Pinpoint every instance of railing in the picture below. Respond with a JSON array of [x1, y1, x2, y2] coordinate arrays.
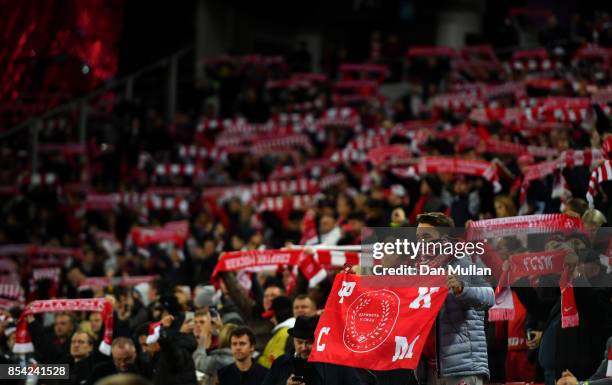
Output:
[[0, 46, 193, 178]]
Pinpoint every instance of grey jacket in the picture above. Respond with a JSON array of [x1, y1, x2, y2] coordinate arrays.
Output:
[[588, 337, 612, 385], [425, 257, 495, 380], [193, 347, 234, 385]]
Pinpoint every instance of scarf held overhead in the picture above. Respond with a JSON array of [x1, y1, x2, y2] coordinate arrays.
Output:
[[14, 298, 113, 355], [489, 250, 578, 328]]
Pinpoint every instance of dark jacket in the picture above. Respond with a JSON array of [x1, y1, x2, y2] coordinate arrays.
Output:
[[27, 319, 72, 364], [515, 274, 612, 380], [261, 354, 366, 385], [590, 337, 612, 383], [68, 352, 110, 385], [87, 355, 152, 385], [151, 329, 198, 385], [556, 276, 612, 380], [217, 362, 268, 385]]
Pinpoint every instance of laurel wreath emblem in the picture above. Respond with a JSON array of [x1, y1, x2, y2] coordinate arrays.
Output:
[[343, 290, 399, 352]]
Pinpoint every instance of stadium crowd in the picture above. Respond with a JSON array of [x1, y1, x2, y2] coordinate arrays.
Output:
[[2, 8, 612, 385]]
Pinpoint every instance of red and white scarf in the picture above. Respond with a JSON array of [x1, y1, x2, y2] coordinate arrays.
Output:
[[0, 283, 25, 310], [78, 275, 158, 291], [211, 249, 360, 286], [367, 145, 412, 166], [30, 267, 61, 298], [0, 245, 81, 258], [417, 156, 500, 191], [467, 214, 583, 240], [14, 298, 113, 355], [155, 163, 198, 177], [146, 321, 162, 344], [178, 145, 227, 162], [489, 250, 578, 327], [130, 221, 189, 247], [17, 173, 58, 187], [257, 194, 320, 214], [251, 133, 312, 153], [586, 160, 612, 208]]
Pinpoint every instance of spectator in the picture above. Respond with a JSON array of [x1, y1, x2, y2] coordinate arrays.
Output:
[[259, 296, 294, 368], [581, 209, 607, 251], [494, 195, 518, 218], [415, 212, 495, 385], [563, 198, 589, 219], [194, 323, 238, 385], [219, 273, 279, 352], [556, 337, 612, 385], [143, 315, 198, 385], [67, 330, 108, 385], [218, 327, 268, 385], [285, 295, 318, 356], [292, 295, 317, 318], [89, 337, 152, 385], [27, 312, 75, 363], [315, 213, 342, 246], [262, 316, 366, 385]]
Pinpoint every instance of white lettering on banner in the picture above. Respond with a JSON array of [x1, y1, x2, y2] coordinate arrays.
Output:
[[391, 335, 420, 362], [522, 256, 553, 272], [338, 281, 356, 303], [317, 327, 331, 352], [408, 287, 440, 309], [224, 256, 255, 269], [256, 253, 292, 265]]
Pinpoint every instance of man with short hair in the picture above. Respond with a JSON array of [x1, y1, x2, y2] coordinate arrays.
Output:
[[284, 295, 317, 357], [218, 327, 268, 385], [563, 198, 589, 218], [70, 331, 94, 361], [192, 309, 213, 349], [68, 331, 104, 385], [292, 295, 317, 318], [26, 311, 75, 363], [88, 337, 151, 385]]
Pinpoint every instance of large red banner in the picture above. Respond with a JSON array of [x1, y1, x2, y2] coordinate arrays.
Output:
[[309, 273, 448, 370]]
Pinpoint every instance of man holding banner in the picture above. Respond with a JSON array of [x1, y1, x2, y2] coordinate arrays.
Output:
[[414, 213, 495, 385], [308, 212, 494, 385]]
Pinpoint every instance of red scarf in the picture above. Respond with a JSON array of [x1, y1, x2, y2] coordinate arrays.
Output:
[[586, 160, 612, 208], [14, 298, 113, 355], [78, 275, 158, 291], [130, 221, 189, 247], [607, 344, 612, 377], [211, 249, 360, 287], [466, 214, 583, 240], [489, 250, 578, 328]]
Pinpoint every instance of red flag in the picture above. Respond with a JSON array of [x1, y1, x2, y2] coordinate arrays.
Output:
[[309, 273, 448, 370]]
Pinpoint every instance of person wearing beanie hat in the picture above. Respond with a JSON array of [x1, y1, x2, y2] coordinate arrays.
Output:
[[194, 286, 218, 309], [261, 316, 366, 385], [258, 296, 294, 368]]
